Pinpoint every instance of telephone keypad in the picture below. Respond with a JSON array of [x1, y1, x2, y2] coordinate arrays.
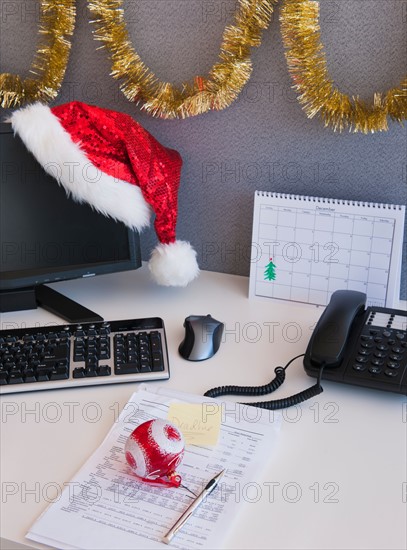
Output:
[[304, 303, 406, 395], [347, 311, 406, 391]]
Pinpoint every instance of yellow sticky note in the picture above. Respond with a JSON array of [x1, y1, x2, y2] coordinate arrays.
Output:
[[167, 403, 221, 446]]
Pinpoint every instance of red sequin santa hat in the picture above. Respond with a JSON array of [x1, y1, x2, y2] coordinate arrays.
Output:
[[9, 101, 199, 287]]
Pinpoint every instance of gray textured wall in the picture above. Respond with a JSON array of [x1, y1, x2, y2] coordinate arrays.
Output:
[[1, 0, 406, 298]]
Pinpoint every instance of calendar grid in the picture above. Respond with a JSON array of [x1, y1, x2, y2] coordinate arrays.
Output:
[[250, 193, 405, 308]]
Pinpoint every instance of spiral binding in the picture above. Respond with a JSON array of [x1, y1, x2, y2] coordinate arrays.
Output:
[[255, 191, 402, 210]]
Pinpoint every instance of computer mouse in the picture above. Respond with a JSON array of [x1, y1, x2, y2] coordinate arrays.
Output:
[[179, 315, 224, 361]]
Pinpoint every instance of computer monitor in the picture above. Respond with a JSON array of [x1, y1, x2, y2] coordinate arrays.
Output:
[[0, 122, 142, 322]]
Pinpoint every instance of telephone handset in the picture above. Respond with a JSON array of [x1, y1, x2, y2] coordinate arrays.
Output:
[[304, 290, 366, 368], [204, 290, 407, 408], [304, 290, 407, 394]]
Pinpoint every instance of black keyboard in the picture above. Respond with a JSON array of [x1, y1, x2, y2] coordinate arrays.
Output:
[[0, 318, 169, 394]]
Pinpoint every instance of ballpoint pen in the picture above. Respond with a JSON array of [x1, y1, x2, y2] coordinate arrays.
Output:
[[162, 469, 225, 544]]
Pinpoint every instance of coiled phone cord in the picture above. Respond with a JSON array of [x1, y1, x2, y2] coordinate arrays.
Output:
[[204, 354, 325, 410]]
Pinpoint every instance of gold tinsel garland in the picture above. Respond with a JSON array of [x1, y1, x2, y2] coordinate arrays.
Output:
[[88, 0, 276, 119], [280, 0, 407, 133], [0, 0, 76, 109]]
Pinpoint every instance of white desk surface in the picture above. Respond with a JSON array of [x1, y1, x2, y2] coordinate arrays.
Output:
[[1, 266, 406, 550]]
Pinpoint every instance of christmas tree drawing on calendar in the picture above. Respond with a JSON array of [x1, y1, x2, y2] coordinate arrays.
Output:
[[264, 258, 277, 281]]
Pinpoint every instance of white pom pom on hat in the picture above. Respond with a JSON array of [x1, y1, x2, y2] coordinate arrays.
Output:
[[9, 101, 200, 287]]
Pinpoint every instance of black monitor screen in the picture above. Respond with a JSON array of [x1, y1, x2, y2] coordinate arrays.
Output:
[[0, 123, 141, 292]]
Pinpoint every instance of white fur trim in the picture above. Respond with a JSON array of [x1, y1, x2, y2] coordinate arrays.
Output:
[[9, 103, 151, 230], [148, 241, 199, 287]]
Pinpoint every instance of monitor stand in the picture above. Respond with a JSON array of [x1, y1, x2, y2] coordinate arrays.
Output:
[[0, 285, 103, 324]]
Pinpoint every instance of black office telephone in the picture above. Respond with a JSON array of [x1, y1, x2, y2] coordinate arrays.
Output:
[[304, 290, 407, 394], [204, 290, 407, 408]]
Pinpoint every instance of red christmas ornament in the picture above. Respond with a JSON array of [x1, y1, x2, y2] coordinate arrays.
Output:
[[125, 419, 185, 487]]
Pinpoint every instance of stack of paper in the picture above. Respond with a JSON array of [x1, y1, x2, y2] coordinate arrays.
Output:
[[27, 386, 281, 549]]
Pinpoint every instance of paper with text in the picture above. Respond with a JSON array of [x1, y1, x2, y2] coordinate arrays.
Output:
[[27, 389, 281, 549]]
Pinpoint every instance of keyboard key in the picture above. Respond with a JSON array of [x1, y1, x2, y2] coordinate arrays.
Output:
[[99, 349, 110, 360], [99, 325, 110, 335], [73, 368, 85, 378], [84, 366, 98, 377], [50, 369, 69, 381], [152, 352, 164, 371], [115, 364, 139, 375], [98, 365, 111, 376], [8, 373, 24, 384], [139, 364, 152, 373]]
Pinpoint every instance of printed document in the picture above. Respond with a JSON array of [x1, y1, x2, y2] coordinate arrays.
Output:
[[27, 387, 281, 549]]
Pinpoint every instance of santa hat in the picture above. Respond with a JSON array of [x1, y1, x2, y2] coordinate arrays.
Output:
[[9, 101, 199, 287]]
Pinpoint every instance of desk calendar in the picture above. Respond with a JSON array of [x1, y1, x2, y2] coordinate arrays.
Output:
[[249, 192, 405, 307]]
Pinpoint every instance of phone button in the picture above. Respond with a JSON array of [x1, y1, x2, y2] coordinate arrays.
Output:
[[369, 366, 382, 374], [353, 364, 367, 372], [376, 344, 388, 351], [355, 356, 369, 363], [389, 354, 402, 361], [385, 369, 398, 377], [371, 359, 384, 366], [387, 361, 400, 370], [374, 351, 387, 359], [361, 342, 374, 349]]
